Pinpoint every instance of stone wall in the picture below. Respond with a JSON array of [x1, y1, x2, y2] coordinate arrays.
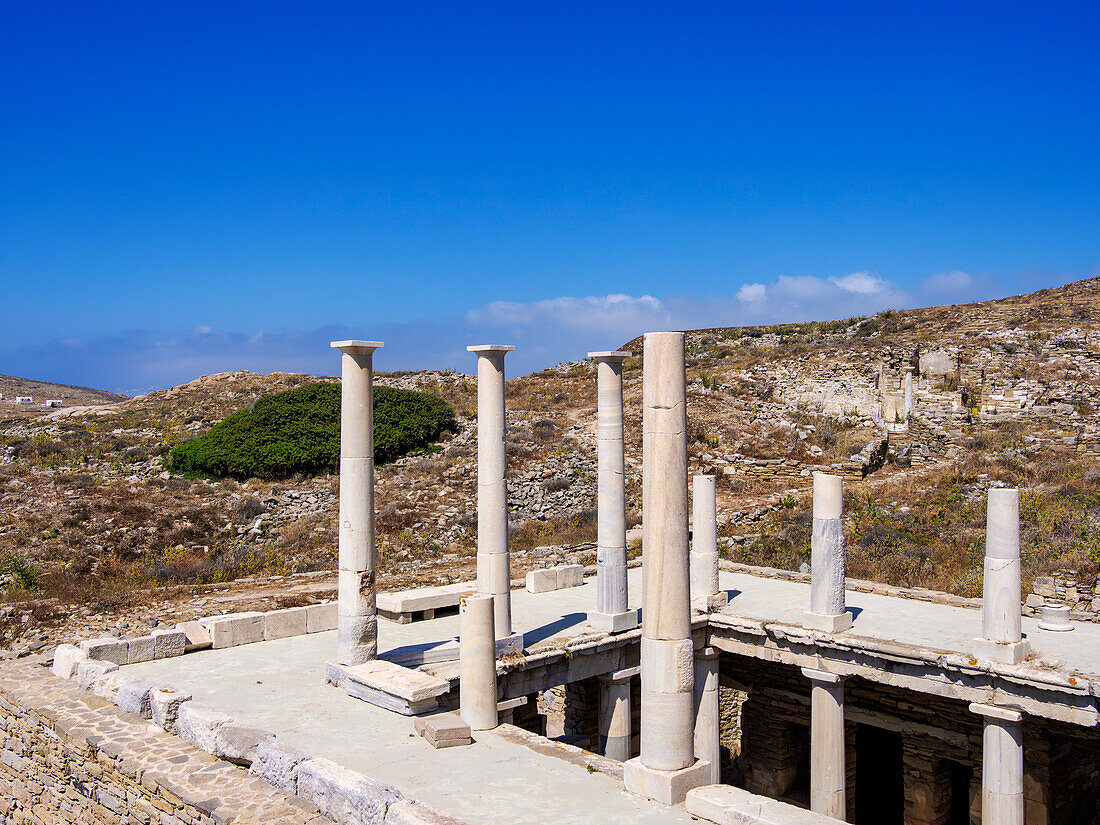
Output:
[[721, 651, 1100, 825], [1029, 571, 1100, 622], [0, 657, 328, 825]]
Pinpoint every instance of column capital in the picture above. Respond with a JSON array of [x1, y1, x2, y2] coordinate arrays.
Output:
[[969, 702, 1023, 723], [330, 340, 384, 353], [588, 350, 632, 361], [467, 344, 515, 354], [801, 667, 844, 684]]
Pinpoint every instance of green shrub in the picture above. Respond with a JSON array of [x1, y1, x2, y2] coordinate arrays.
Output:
[[168, 382, 457, 480]]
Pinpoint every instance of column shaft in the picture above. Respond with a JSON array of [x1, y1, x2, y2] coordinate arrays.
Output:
[[691, 475, 724, 611], [805, 473, 852, 633], [460, 594, 498, 730], [599, 676, 632, 761], [971, 704, 1024, 825], [332, 340, 383, 666], [693, 649, 720, 785], [469, 345, 515, 639], [975, 488, 1028, 663], [803, 669, 846, 820], [590, 352, 631, 623], [640, 331, 694, 771]]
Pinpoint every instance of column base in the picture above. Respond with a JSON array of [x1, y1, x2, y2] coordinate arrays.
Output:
[[803, 610, 853, 633], [692, 592, 729, 613], [588, 610, 640, 634], [972, 637, 1030, 665], [624, 757, 710, 806]]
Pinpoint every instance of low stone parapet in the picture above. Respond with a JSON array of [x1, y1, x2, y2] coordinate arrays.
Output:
[[687, 783, 845, 824]]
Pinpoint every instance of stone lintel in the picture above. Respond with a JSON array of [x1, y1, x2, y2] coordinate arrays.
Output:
[[969, 702, 1024, 723], [605, 666, 641, 682]]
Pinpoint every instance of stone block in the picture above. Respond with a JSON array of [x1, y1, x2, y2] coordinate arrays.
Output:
[[384, 799, 468, 825], [306, 602, 339, 633], [802, 611, 853, 633], [377, 581, 474, 615], [51, 643, 87, 679], [115, 676, 155, 718], [213, 723, 276, 766], [175, 620, 213, 651], [972, 637, 1030, 665], [152, 628, 187, 659], [76, 659, 118, 691], [79, 636, 128, 665], [298, 757, 404, 825], [343, 660, 450, 715], [264, 606, 309, 640], [526, 567, 559, 593], [587, 610, 640, 634], [150, 687, 192, 734], [413, 713, 472, 748], [557, 564, 584, 588], [623, 757, 710, 806], [200, 612, 265, 648], [250, 737, 311, 795], [91, 670, 126, 703], [686, 783, 838, 824], [176, 702, 234, 753], [125, 635, 156, 664]]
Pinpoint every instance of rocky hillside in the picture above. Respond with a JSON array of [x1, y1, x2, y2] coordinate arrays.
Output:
[[1, 277, 1098, 653], [0, 375, 127, 421]]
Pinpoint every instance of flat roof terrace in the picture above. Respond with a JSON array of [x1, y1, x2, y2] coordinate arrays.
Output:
[[124, 567, 1100, 824]]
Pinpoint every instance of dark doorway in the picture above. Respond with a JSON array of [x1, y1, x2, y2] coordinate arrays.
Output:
[[947, 760, 974, 825], [854, 724, 904, 824]]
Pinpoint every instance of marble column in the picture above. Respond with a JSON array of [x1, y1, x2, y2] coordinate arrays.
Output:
[[624, 331, 709, 806], [331, 340, 384, 666], [599, 673, 633, 761], [904, 369, 914, 418], [691, 475, 727, 612], [970, 703, 1024, 825], [693, 646, 720, 785], [467, 345, 516, 640], [460, 594, 498, 731], [973, 488, 1029, 664], [588, 350, 638, 633], [802, 668, 846, 821], [803, 473, 853, 633]]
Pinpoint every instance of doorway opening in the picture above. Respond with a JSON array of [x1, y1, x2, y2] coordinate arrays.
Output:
[[854, 724, 904, 824]]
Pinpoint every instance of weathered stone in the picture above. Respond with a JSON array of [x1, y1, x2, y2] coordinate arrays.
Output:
[[384, 799, 468, 825], [77, 659, 118, 691], [175, 620, 213, 651], [115, 676, 155, 718], [176, 702, 234, 752], [213, 723, 275, 766], [150, 687, 192, 734], [264, 606, 309, 640], [306, 601, 339, 632], [80, 636, 128, 665], [125, 634, 156, 664], [152, 628, 187, 659], [249, 737, 311, 795], [50, 643, 87, 679], [91, 670, 127, 704], [298, 756, 403, 824], [200, 612, 265, 648]]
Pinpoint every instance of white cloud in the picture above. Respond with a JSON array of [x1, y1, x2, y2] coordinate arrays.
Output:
[[829, 271, 888, 295], [921, 270, 973, 294], [736, 283, 766, 302]]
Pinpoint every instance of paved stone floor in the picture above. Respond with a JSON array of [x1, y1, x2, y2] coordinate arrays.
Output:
[[126, 569, 1100, 825]]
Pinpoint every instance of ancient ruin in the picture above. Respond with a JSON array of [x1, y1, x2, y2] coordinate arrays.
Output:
[[3, 327, 1100, 825]]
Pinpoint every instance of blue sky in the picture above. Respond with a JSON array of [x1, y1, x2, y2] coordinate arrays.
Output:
[[2, 1, 1097, 393]]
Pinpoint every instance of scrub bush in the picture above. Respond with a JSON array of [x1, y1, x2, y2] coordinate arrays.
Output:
[[168, 382, 456, 480]]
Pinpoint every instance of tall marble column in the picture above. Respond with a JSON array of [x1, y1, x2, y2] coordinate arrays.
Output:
[[599, 673, 633, 761], [970, 703, 1024, 825], [693, 646, 720, 785], [691, 475, 727, 612], [467, 345, 516, 640], [460, 594, 498, 730], [973, 488, 1029, 664], [904, 368, 914, 418], [803, 473, 853, 633], [587, 350, 638, 633], [802, 668, 846, 820], [331, 340, 383, 666], [624, 331, 708, 805]]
